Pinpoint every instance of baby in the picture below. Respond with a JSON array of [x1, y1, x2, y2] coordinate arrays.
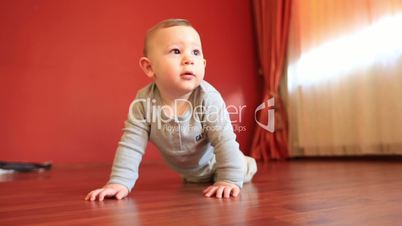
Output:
[[85, 19, 257, 200]]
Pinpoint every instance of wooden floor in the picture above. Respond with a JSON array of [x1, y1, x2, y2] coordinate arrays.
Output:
[[1, 159, 402, 226]]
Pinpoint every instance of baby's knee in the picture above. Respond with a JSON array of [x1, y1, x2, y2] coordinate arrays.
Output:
[[243, 156, 257, 183]]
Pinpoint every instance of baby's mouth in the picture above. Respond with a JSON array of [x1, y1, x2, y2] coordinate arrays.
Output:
[[180, 71, 196, 79]]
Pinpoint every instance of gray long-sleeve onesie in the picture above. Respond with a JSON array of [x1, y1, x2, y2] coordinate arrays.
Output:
[[108, 81, 245, 191]]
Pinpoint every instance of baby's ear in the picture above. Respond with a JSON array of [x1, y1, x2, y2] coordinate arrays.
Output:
[[203, 58, 207, 68], [139, 57, 154, 78]]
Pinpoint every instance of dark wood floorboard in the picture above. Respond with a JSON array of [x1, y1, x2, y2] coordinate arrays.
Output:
[[1, 160, 402, 226]]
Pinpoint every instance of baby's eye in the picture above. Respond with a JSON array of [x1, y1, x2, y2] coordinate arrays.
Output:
[[170, 48, 181, 54], [192, 49, 201, 56]]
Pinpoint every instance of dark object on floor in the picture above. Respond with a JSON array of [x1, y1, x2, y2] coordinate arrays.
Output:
[[0, 161, 52, 172]]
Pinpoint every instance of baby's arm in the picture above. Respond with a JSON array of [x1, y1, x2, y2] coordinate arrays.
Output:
[[203, 91, 245, 198], [85, 92, 150, 201], [85, 183, 128, 201]]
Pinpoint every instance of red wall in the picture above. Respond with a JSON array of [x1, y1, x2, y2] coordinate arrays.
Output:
[[0, 0, 261, 163]]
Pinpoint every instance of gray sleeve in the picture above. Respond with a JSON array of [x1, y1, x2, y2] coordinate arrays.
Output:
[[203, 91, 245, 188], [107, 95, 150, 192]]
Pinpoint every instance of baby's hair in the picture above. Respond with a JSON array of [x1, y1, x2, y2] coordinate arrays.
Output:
[[143, 18, 193, 56]]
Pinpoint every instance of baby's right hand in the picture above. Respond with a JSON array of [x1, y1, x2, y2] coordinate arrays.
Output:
[[85, 183, 129, 201]]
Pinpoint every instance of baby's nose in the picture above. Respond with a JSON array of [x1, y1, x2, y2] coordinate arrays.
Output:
[[182, 55, 194, 65]]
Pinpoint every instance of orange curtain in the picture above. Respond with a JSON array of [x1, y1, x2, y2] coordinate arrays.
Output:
[[287, 0, 402, 156], [251, 0, 292, 161]]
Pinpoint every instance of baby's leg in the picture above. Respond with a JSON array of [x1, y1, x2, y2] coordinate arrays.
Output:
[[182, 155, 257, 184], [182, 157, 216, 184], [243, 156, 257, 183]]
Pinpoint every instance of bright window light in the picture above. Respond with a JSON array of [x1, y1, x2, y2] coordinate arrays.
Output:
[[288, 13, 402, 87]]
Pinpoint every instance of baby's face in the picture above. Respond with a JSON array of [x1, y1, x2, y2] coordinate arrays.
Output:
[[147, 26, 206, 96]]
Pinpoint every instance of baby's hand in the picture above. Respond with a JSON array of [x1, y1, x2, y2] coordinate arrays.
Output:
[[85, 183, 128, 201], [203, 181, 240, 199]]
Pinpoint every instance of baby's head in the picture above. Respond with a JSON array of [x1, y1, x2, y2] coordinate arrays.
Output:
[[143, 19, 193, 57], [139, 19, 206, 98]]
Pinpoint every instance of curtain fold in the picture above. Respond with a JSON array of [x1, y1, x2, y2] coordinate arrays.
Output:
[[251, 0, 292, 161]]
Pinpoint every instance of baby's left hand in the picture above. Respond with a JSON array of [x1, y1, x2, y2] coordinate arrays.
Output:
[[203, 181, 240, 199]]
